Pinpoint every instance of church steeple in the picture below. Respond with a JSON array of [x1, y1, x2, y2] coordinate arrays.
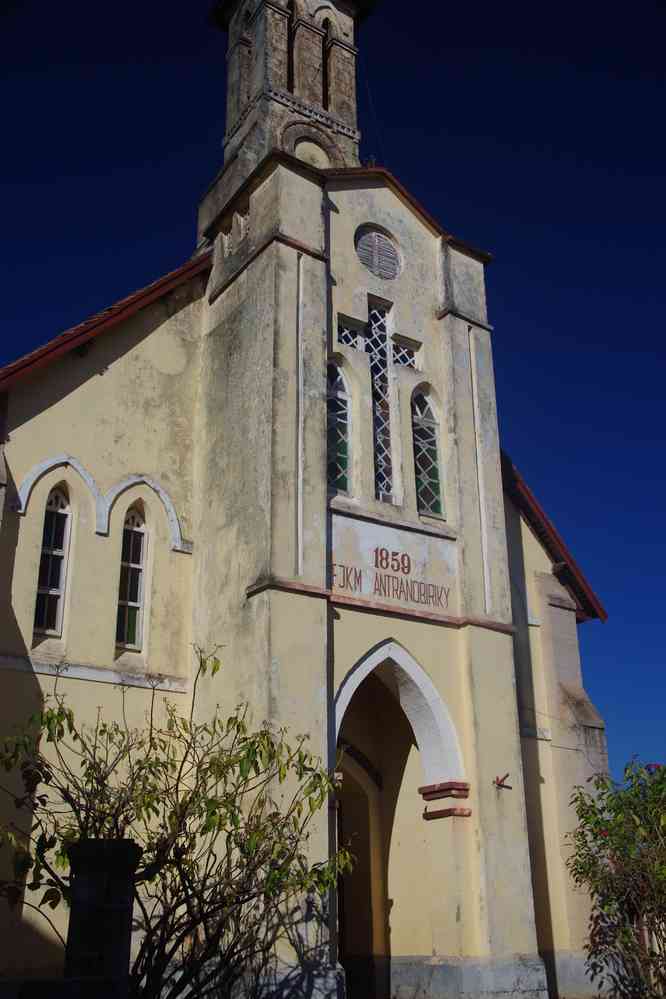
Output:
[[205, 0, 376, 215]]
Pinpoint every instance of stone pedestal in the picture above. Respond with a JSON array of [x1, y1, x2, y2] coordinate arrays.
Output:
[[64, 840, 142, 989]]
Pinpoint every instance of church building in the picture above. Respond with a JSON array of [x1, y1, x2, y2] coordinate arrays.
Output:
[[0, 2, 608, 998]]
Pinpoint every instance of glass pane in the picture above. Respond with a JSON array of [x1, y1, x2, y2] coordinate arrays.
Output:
[[129, 568, 141, 604], [126, 607, 138, 646], [131, 531, 143, 566], [34, 593, 46, 630], [122, 529, 132, 564], [46, 595, 59, 631], [39, 554, 50, 588], [49, 555, 63, 591], [116, 605, 125, 644], [42, 510, 55, 549], [53, 512, 67, 551], [119, 565, 129, 602]]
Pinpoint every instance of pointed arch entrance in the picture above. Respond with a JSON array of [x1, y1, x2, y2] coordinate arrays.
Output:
[[334, 641, 465, 999]]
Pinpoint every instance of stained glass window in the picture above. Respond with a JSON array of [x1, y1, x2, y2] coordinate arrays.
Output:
[[116, 509, 146, 649], [34, 489, 71, 636], [412, 393, 443, 517], [327, 364, 350, 493]]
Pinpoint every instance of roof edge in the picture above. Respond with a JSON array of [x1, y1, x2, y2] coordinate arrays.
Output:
[[200, 149, 493, 263], [501, 450, 607, 623], [0, 252, 213, 395]]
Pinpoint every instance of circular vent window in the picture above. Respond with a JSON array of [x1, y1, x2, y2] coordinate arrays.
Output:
[[355, 226, 401, 281]]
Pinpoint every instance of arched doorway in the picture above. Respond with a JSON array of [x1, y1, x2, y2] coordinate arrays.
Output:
[[334, 642, 464, 999]]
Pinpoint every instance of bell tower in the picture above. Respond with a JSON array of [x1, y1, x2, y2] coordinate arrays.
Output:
[[201, 0, 376, 240]]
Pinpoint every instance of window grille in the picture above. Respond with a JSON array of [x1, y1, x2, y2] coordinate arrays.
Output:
[[392, 340, 416, 368], [34, 489, 71, 636], [365, 307, 393, 498], [412, 393, 443, 517], [327, 364, 350, 493], [338, 324, 359, 349], [355, 228, 401, 281], [116, 509, 146, 650]]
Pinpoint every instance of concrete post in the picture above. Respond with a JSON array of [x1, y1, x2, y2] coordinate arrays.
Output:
[[64, 840, 142, 989]]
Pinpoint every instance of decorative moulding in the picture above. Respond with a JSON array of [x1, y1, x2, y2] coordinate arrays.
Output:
[[15, 455, 193, 554], [0, 655, 188, 694]]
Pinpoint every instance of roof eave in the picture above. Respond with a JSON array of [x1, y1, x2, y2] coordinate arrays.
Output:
[[501, 450, 608, 623]]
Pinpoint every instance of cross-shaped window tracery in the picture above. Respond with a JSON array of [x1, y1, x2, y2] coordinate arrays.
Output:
[[337, 305, 418, 500]]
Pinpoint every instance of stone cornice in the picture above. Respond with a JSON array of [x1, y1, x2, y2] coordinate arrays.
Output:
[[436, 307, 494, 333], [245, 575, 515, 636], [224, 87, 360, 147]]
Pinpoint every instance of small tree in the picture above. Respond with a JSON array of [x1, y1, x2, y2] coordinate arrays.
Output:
[[0, 650, 350, 999], [568, 761, 666, 998]]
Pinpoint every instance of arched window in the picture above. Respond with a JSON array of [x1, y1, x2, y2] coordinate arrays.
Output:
[[327, 363, 350, 494], [412, 393, 443, 516], [34, 488, 71, 636], [116, 508, 146, 650]]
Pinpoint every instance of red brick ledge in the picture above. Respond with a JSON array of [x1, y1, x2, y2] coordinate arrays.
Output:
[[419, 781, 470, 802], [246, 576, 515, 636], [423, 807, 472, 821]]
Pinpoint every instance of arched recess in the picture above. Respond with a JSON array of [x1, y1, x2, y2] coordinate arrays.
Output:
[[16, 454, 101, 517], [99, 476, 192, 554], [281, 121, 346, 167], [335, 640, 464, 786]]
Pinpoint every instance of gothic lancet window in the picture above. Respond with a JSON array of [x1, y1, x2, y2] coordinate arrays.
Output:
[[116, 508, 146, 650], [412, 393, 443, 517], [34, 488, 71, 636], [327, 363, 350, 493]]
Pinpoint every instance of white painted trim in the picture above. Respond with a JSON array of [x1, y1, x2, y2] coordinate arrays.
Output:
[[15, 457, 193, 554], [296, 252, 305, 576], [335, 639, 465, 786], [0, 655, 188, 694], [99, 475, 193, 554], [16, 454, 102, 515]]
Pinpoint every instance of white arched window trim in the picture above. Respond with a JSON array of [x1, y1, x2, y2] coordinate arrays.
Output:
[[34, 488, 72, 638], [116, 507, 147, 651]]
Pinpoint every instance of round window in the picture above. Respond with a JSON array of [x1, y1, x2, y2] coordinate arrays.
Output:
[[355, 226, 401, 281]]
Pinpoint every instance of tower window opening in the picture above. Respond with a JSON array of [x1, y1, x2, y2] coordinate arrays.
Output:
[[412, 393, 443, 517], [34, 488, 71, 637], [116, 507, 147, 650], [287, 0, 296, 93], [327, 363, 350, 494], [322, 18, 331, 110]]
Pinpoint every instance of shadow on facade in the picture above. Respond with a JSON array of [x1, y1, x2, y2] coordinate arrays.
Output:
[[504, 499, 557, 997]]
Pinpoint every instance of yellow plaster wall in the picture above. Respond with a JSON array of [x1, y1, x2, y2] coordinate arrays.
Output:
[[1, 290, 203, 679]]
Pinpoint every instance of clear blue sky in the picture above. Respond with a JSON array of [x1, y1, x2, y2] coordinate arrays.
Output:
[[2, 1, 664, 776]]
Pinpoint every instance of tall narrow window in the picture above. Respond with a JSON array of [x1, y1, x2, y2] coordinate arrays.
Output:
[[34, 488, 71, 636], [287, 0, 296, 93], [322, 18, 331, 110], [116, 508, 146, 650], [412, 393, 443, 517], [327, 363, 350, 494]]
